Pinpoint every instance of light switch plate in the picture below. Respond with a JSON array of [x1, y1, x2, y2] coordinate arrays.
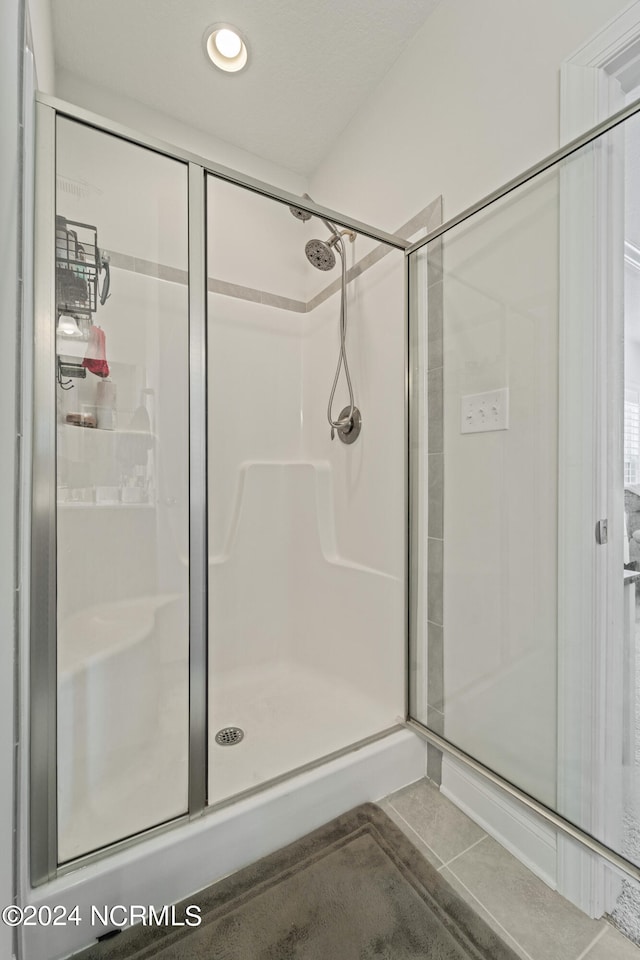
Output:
[[461, 388, 509, 434]]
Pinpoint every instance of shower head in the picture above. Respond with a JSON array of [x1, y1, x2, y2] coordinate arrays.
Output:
[[289, 192, 314, 223], [305, 238, 336, 271], [289, 192, 341, 240], [291, 193, 342, 271], [289, 204, 312, 222]]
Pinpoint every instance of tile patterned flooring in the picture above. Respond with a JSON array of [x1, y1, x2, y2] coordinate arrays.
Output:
[[380, 778, 640, 960]]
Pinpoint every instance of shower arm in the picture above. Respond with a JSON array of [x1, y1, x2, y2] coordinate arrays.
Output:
[[301, 192, 342, 241], [327, 228, 357, 246]]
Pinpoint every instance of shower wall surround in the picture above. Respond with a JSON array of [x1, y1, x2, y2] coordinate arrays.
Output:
[[204, 177, 421, 803]]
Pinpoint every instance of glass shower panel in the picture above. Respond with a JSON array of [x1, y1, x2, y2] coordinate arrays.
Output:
[[55, 118, 190, 861], [410, 110, 640, 867], [411, 166, 561, 806], [206, 176, 406, 804]]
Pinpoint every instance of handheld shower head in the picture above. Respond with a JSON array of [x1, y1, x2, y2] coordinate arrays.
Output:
[[305, 238, 336, 271]]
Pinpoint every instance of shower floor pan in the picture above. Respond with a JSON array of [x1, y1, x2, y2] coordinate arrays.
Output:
[[59, 659, 395, 863], [209, 661, 395, 804]]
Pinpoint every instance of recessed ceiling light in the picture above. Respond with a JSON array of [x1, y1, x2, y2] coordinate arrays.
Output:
[[215, 28, 241, 59], [204, 24, 248, 73]]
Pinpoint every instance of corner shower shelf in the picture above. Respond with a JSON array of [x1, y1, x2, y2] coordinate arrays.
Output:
[[58, 422, 155, 438]]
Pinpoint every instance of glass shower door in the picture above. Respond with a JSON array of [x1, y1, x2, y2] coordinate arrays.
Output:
[[54, 118, 190, 862], [409, 106, 639, 888]]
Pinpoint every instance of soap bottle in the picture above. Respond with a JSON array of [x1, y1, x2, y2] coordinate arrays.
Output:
[[96, 378, 116, 430]]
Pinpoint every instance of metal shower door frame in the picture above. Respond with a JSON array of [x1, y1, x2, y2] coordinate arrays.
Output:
[[30, 103, 207, 884], [30, 100, 58, 887], [28, 94, 410, 887]]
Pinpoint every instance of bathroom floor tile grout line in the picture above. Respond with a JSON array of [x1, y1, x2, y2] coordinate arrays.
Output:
[[574, 924, 608, 960], [441, 866, 536, 960], [385, 799, 490, 871], [385, 786, 640, 960], [385, 801, 444, 864], [437, 834, 488, 871]]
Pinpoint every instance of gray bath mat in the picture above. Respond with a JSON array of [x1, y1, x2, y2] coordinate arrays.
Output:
[[79, 803, 519, 959]]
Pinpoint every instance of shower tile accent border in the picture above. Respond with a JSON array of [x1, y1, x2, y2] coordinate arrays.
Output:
[[306, 234, 399, 311], [406, 198, 444, 786], [106, 252, 308, 312], [426, 622, 444, 713], [104, 198, 442, 315]]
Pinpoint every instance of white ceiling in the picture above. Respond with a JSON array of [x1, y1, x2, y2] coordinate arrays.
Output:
[[51, 0, 441, 175]]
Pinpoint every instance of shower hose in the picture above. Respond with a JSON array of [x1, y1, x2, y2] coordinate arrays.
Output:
[[327, 234, 356, 440]]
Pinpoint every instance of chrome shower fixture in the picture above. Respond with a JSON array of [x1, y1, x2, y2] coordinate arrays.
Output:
[[304, 229, 358, 272], [289, 192, 344, 241], [305, 238, 336, 271], [290, 193, 362, 444], [289, 204, 312, 222]]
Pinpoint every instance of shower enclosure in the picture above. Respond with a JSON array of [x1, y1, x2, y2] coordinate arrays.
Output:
[[30, 96, 409, 885], [26, 83, 640, 960]]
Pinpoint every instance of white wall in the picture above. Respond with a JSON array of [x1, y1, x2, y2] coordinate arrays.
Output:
[[206, 293, 304, 701], [310, 0, 632, 229], [27, 0, 54, 93], [1, 1, 22, 957], [299, 245, 406, 713], [205, 174, 308, 571], [207, 176, 311, 302], [309, 0, 634, 808], [301, 246, 405, 578], [56, 69, 307, 195]]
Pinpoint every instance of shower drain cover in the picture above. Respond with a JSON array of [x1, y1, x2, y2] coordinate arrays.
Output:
[[215, 726, 245, 746]]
